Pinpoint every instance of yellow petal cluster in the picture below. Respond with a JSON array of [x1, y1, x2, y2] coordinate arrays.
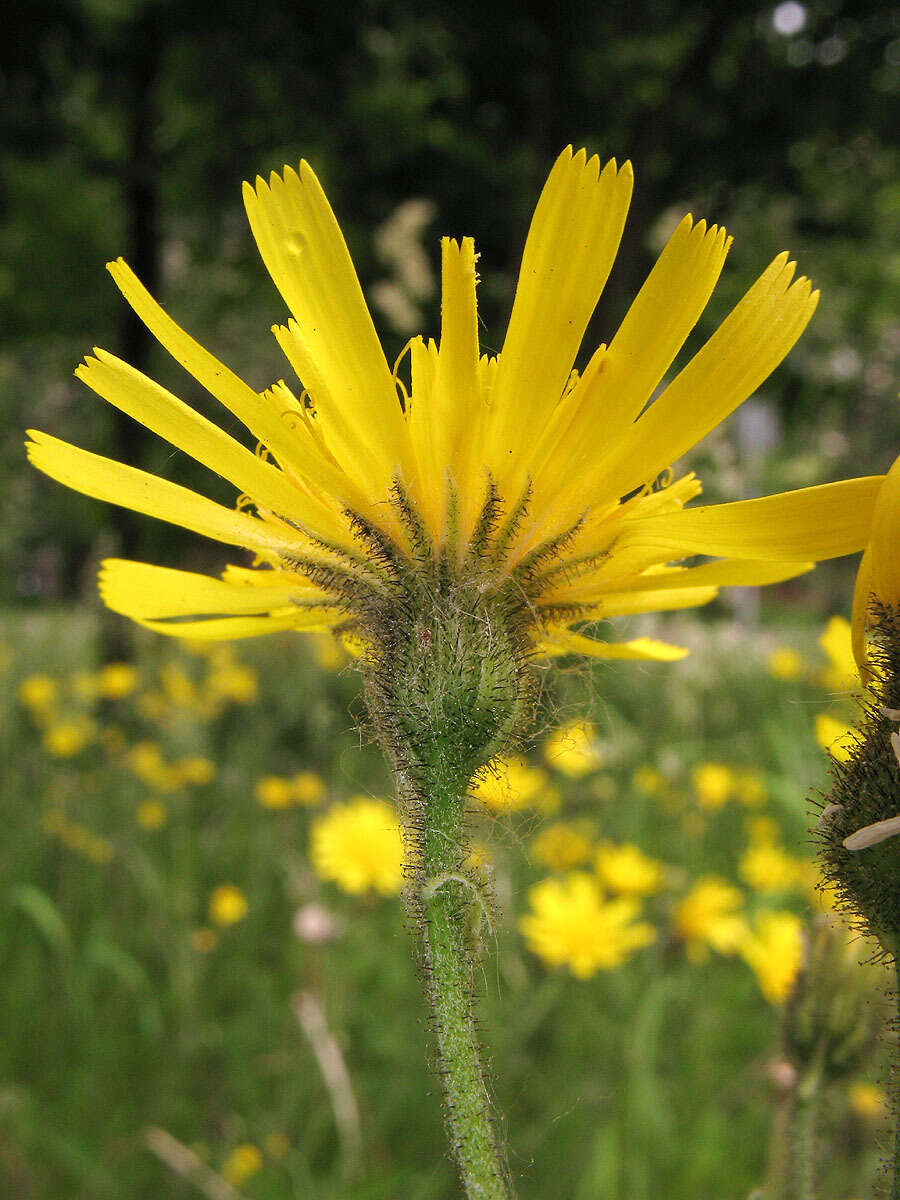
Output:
[[310, 798, 404, 896], [519, 873, 655, 978], [25, 148, 883, 657]]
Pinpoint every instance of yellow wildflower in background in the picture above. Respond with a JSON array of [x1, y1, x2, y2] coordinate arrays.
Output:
[[19, 674, 58, 712], [26, 148, 882, 659], [766, 647, 804, 681], [530, 822, 594, 870], [98, 661, 139, 698], [691, 762, 734, 810], [738, 911, 804, 1004], [849, 1082, 888, 1123], [631, 764, 666, 797], [815, 712, 857, 762], [472, 755, 548, 811], [177, 756, 216, 786], [256, 775, 293, 810], [209, 884, 249, 927], [136, 800, 167, 831], [674, 877, 749, 962], [519, 873, 655, 979], [221, 1144, 263, 1187], [291, 771, 325, 805], [739, 840, 803, 893], [594, 841, 664, 896], [43, 717, 95, 758], [543, 720, 604, 779], [310, 798, 404, 896], [734, 769, 767, 808]]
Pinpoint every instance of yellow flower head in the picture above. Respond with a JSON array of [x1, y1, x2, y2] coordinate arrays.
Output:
[[221, 1144, 263, 1187], [472, 754, 548, 811], [543, 719, 604, 779], [177, 755, 216, 786], [766, 647, 804, 681], [43, 717, 95, 758], [734, 768, 767, 808], [530, 822, 594, 870], [291, 770, 325, 806], [738, 840, 803, 893], [849, 1081, 888, 1123], [136, 799, 167, 830], [208, 662, 258, 703], [255, 774, 293, 810], [673, 876, 749, 961], [631, 764, 666, 796], [209, 884, 249, 927], [310, 798, 404, 896], [594, 841, 664, 896], [19, 673, 58, 711], [691, 762, 734, 811], [98, 661, 139, 698], [519, 872, 655, 979], [26, 149, 881, 665], [738, 910, 804, 1005]]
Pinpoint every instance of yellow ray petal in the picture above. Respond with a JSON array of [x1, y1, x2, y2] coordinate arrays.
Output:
[[484, 149, 633, 487], [869, 455, 900, 607], [539, 217, 731, 509], [850, 543, 875, 682], [26, 431, 300, 558], [616, 477, 884, 562], [98, 558, 325, 620], [581, 586, 719, 618], [134, 610, 337, 641], [537, 630, 689, 661], [76, 350, 351, 544], [549, 557, 813, 605], [585, 254, 820, 506], [423, 237, 480, 533], [106, 259, 356, 502], [243, 164, 410, 492]]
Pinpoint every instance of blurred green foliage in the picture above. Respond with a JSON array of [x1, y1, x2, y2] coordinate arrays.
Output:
[[0, 603, 891, 1198], [1, 0, 898, 601]]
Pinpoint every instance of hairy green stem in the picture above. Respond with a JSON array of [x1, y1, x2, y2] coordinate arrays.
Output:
[[793, 1054, 824, 1200], [893, 959, 900, 1200], [402, 768, 514, 1200]]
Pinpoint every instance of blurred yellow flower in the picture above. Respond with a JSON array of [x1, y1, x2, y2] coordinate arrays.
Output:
[[19, 673, 58, 711], [43, 717, 95, 758], [311, 632, 346, 671], [543, 720, 603, 779], [177, 755, 216, 786], [594, 841, 664, 896], [734, 769, 767, 808], [98, 661, 139, 698], [745, 815, 780, 844], [738, 910, 804, 1004], [159, 662, 199, 708], [739, 840, 803, 893], [42, 809, 114, 864], [691, 762, 734, 810], [530, 822, 593, 870], [472, 755, 548, 811], [136, 800, 168, 831], [310, 798, 404, 896], [631, 764, 666, 796], [256, 774, 293, 810], [814, 712, 857, 762], [291, 771, 325, 806], [849, 1081, 888, 1123], [209, 884, 249, 927], [819, 615, 857, 692], [674, 877, 749, 962], [221, 1143, 263, 1186], [519, 873, 655, 978], [209, 663, 258, 703], [70, 670, 100, 701], [766, 647, 804, 681]]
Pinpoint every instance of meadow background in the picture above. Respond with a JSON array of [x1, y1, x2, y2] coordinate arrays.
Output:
[[2, 1, 899, 1196]]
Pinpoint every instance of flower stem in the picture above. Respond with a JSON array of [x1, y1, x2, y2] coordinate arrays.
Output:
[[793, 1054, 824, 1200], [401, 766, 514, 1200]]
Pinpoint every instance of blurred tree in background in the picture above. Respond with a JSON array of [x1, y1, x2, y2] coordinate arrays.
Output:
[[2, 0, 897, 602]]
